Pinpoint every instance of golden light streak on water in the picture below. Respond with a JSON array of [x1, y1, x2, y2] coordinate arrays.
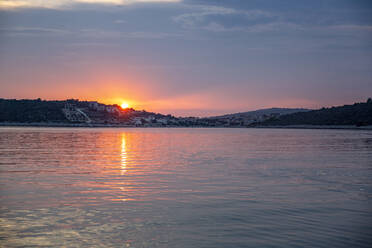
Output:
[[121, 133, 127, 175]]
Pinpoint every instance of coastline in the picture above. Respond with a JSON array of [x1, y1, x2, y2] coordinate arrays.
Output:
[[1, 122, 372, 130], [251, 125, 372, 130]]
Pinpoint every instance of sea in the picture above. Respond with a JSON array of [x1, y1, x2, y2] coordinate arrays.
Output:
[[0, 127, 371, 247]]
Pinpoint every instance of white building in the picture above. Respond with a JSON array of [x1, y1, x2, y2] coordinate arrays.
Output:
[[157, 118, 168, 125]]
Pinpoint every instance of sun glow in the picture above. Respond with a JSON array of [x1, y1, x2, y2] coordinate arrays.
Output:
[[121, 102, 130, 109]]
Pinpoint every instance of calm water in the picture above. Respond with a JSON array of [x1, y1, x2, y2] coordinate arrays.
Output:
[[0, 127, 371, 247]]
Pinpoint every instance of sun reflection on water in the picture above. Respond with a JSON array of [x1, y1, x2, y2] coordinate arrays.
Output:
[[121, 133, 127, 175]]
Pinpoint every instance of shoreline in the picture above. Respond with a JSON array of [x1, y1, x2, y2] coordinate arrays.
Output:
[[1, 122, 372, 130], [251, 125, 372, 130]]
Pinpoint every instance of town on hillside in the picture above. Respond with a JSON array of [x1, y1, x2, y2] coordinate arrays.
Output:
[[0, 98, 371, 127]]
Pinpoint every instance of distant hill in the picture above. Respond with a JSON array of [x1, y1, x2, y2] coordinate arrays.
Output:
[[254, 99, 372, 127], [197, 108, 310, 126], [210, 108, 310, 119]]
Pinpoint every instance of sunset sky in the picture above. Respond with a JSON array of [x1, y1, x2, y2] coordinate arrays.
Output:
[[0, 0, 371, 116]]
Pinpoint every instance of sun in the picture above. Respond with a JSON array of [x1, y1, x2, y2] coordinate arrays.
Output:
[[121, 102, 130, 109]]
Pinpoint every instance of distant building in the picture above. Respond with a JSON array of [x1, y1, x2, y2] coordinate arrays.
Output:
[[105, 106, 117, 113], [88, 101, 99, 110], [144, 116, 155, 122], [133, 117, 143, 126], [157, 118, 168, 125], [62, 103, 91, 123]]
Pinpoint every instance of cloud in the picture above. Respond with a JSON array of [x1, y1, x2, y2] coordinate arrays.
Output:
[[0, 0, 181, 9], [326, 25, 372, 32], [173, 5, 278, 32], [78, 29, 182, 39], [203, 22, 234, 32], [173, 5, 237, 28], [1, 26, 183, 40], [0, 26, 72, 36], [173, 2, 372, 34], [114, 19, 126, 24]]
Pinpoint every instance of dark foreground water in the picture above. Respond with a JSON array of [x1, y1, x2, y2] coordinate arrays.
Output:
[[0, 127, 371, 247]]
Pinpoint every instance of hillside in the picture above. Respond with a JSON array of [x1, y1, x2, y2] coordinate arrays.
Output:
[[0, 99, 67, 123], [200, 108, 310, 126], [213, 108, 309, 118], [255, 99, 372, 127], [0, 98, 173, 126], [1, 98, 371, 127]]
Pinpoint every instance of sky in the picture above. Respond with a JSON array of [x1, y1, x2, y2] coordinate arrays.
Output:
[[0, 0, 371, 116]]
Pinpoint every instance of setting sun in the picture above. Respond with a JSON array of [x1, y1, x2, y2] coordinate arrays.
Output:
[[121, 102, 129, 109]]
